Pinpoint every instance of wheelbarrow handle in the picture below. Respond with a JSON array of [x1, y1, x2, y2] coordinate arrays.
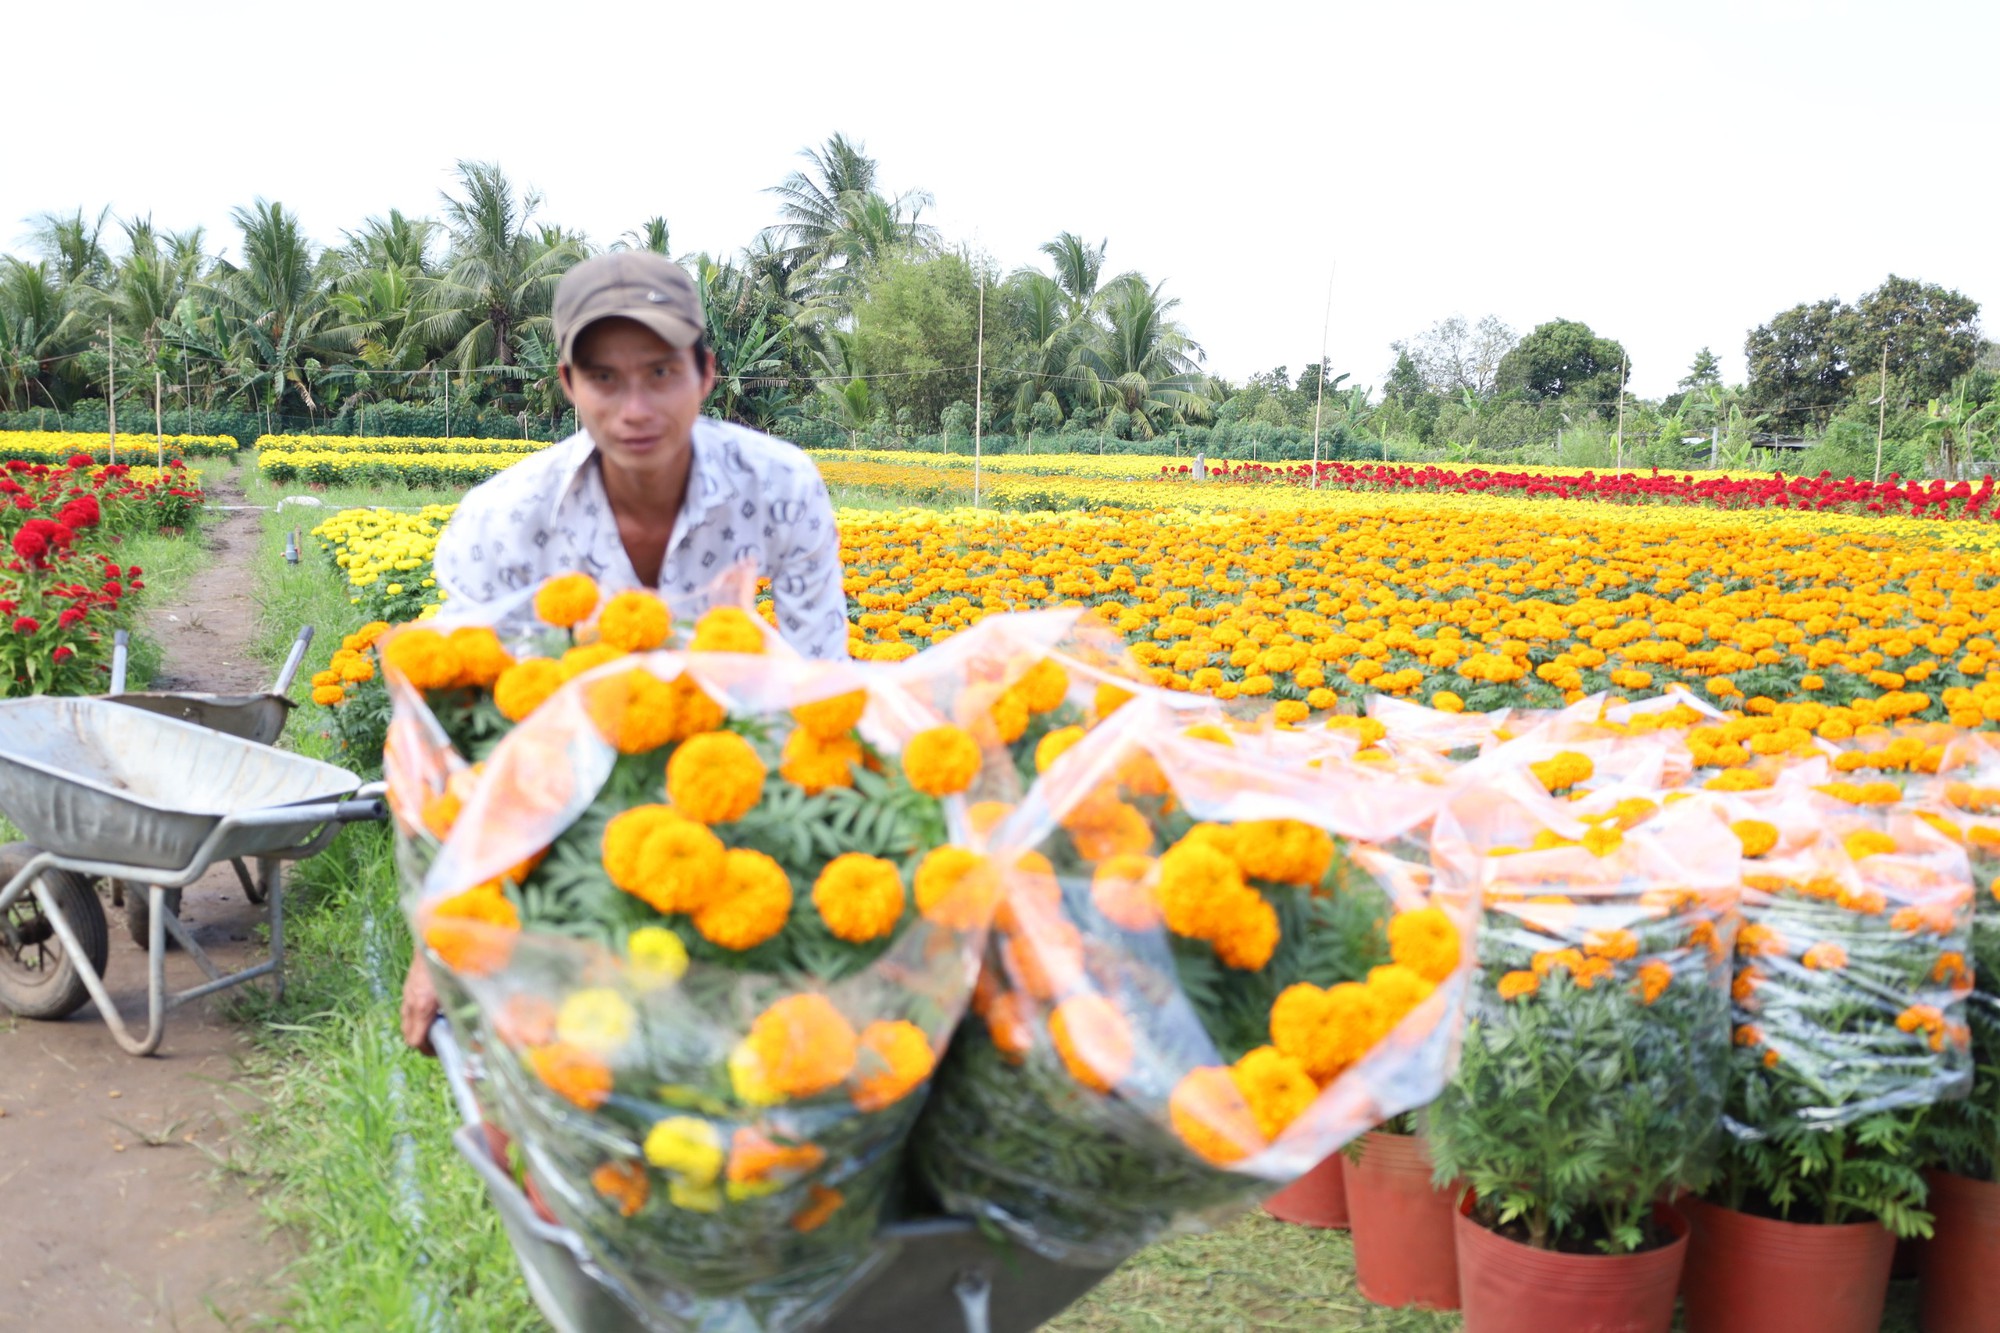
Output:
[[273, 626, 315, 695], [110, 629, 130, 695], [333, 795, 388, 824]]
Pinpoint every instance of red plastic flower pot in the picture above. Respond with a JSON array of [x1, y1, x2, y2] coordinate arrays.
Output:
[[1919, 1169, 2000, 1333], [1345, 1132, 1460, 1310], [1262, 1151, 1348, 1228], [1679, 1194, 1893, 1333], [1454, 1193, 1686, 1333]]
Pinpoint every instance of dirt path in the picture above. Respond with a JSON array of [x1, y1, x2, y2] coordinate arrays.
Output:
[[0, 462, 292, 1330]]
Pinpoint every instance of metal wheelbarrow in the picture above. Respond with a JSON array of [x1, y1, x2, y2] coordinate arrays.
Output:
[[431, 1020, 1121, 1333], [99, 625, 316, 944], [0, 697, 384, 1055]]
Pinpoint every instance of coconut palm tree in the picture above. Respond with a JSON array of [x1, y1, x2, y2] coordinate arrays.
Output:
[[198, 200, 339, 420], [1076, 276, 1209, 439], [613, 216, 672, 255], [412, 160, 582, 374]]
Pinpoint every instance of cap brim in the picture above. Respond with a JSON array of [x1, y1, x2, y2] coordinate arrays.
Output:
[[560, 307, 703, 365]]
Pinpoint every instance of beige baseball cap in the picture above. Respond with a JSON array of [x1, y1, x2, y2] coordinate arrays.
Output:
[[552, 252, 704, 365]]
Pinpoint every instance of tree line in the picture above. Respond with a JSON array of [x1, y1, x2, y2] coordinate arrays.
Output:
[[2, 135, 1990, 474]]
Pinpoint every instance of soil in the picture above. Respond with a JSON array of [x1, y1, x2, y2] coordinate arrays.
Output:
[[0, 462, 292, 1330]]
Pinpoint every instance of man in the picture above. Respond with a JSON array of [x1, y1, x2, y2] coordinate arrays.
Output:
[[402, 251, 848, 1050]]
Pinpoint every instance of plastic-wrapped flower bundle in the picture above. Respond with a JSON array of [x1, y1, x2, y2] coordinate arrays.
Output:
[[1700, 784, 1973, 1234], [1914, 764, 2000, 1180], [911, 696, 1475, 1264], [1427, 770, 1739, 1252], [388, 576, 998, 1329]]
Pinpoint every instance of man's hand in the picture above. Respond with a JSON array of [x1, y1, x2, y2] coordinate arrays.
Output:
[[401, 951, 438, 1055]]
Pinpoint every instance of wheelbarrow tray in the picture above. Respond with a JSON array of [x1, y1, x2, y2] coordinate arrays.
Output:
[[0, 697, 361, 872], [105, 691, 294, 748]]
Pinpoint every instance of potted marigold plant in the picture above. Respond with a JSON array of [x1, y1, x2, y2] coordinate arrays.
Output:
[[389, 572, 995, 1328], [1678, 789, 1973, 1333], [912, 700, 1474, 1265], [1428, 773, 1739, 1333]]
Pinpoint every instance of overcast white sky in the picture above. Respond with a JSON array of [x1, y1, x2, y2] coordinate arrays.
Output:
[[10, 0, 1995, 398]]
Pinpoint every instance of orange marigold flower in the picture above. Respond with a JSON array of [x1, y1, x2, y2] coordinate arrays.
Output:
[[727, 1127, 825, 1185], [1732, 820, 1780, 859], [1800, 941, 1849, 971], [1231, 1045, 1317, 1142], [1233, 819, 1336, 887], [790, 1184, 844, 1233], [603, 806, 728, 915], [967, 800, 1015, 842], [666, 730, 767, 824], [1583, 928, 1639, 962], [1212, 893, 1281, 970], [780, 727, 861, 795], [597, 590, 672, 652], [1533, 947, 1587, 978], [1897, 1004, 1947, 1041], [914, 846, 998, 931], [587, 668, 703, 755], [1530, 751, 1594, 793], [493, 657, 565, 722], [1934, 952, 1973, 989], [559, 642, 626, 682], [1388, 906, 1462, 984], [903, 725, 982, 796], [526, 1042, 613, 1110], [1070, 800, 1154, 862], [421, 882, 520, 976], [998, 913, 1085, 1001], [1843, 830, 1898, 861], [447, 627, 514, 689], [535, 572, 601, 628], [1688, 919, 1725, 961], [1169, 1065, 1265, 1166], [1368, 963, 1435, 1024], [1733, 1024, 1764, 1048], [1090, 854, 1162, 932], [689, 606, 766, 654], [1157, 840, 1249, 941], [1035, 725, 1087, 774], [1736, 923, 1785, 957], [382, 628, 462, 692], [494, 993, 559, 1049], [1497, 970, 1540, 1001], [1635, 960, 1672, 1005], [1014, 658, 1070, 714], [850, 1019, 938, 1112], [1270, 980, 1382, 1083], [745, 994, 858, 1099], [1732, 968, 1762, 1004], [1095, 682, 1135, 720], [1050, 993, 1134, 1094], [791, 689, 868, 741], [692, 849, 793, 950], [812, 852, 907, 942], [592, 1160, 650, 1218]]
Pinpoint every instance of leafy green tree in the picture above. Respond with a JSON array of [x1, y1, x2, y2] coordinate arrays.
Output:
[[849, 253, 979, 431], [1391, 314, 1515, 397], [1075, 276, 1209, 440], [1496, 318, 1629, 405], [1679, 347, 1721, 390], [413, 161, 581, 374], [1745, 276, 1983, 427], [1850, 274, 1983, 402], [1744, 298, 1857, 429]]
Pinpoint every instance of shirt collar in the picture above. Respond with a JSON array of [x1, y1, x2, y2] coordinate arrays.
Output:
[[549, 419, 734, 539]]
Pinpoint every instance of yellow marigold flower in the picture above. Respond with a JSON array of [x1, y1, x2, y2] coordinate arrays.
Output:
[[493, 657, 565, 722], [850, 1019, 938, 1112], [967, 800, 1015, 841], [727, 1042, 785, 1107], [1183, 722, 1235, 747], [344, 620, 391, 652], [666, 730, 767, 824], [643, 1116, 724, 1185], [526, 1042, 614, 1110], [382, 628, 461, 692], [903, 725, 982, 796], [1706, 768, 1774, 792], [1529, 751, 1594, 793], [1233, 819, 1336, 887], [560, 642, 626, 681], [535, 572, 600, 628], [1843, 830, 1898, 860], [743, 993, 858, 1099], [555, 988, 637, 1057], [312, 683, 346, 706], [913, 846, 998, 931], [1368, 963, 1436, 1027], [1388, 906, 1462, 984], [597, 590, 672, 652], [812, 852, 907, 942], [626, 925, 690, 987], [1090, 854, 1161, 932], [1095, 682, 1135, 719], [1035, 725, 1087, 773], [1270, 980, 1382, 1083], [791, 689, 868, 741], [1050, 992, 1134, 1094], [1732, 819, 1779, 858], [690, 606, 766, 653], [1014, 658, 1070, 714], [780, 727, 861, 795], [1169, 1065, 1265, 1166], [1231, 1044, 1317, 1142], [447, 627, 514, 689], [591, 1161, 649, 1218], [1157, 840, 1249, 941], [693, 849, 793, 950], [1497, 969, 1540, 1001]]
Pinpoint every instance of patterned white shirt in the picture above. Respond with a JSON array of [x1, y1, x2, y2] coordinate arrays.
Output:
[[432, 419, 850, 658]]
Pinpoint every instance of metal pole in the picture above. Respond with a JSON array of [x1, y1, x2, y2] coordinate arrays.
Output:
[[444, 366, 450, 439], [1614, 354, 1626, 473], [155, 369, 164, 467], [1310, 269, 1331, 487], [973, 274, 984, 508], [106, 318, 116, 463], [1874, 341, 1889, 484]]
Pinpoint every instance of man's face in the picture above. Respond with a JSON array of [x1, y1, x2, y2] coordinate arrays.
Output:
[[560, 317, 716, 476]]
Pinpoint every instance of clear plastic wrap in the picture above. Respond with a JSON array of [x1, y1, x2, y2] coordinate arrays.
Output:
[[910, 696, 1476, 1264], [1922, 765, 2000, 1178], [1427, 769, 1740, 1252], [389, 579, 999, 1332]]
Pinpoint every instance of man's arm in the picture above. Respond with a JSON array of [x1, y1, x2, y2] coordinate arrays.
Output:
[[401, 950, 438, 1054], [770, 473, 851, 660]]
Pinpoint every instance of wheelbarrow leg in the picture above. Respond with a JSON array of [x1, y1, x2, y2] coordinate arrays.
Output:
[[265, 859, 285, 1004], [26, 872, 165, 1056], [953, 1271, 992, 1333], [231, 857, 266, 906]]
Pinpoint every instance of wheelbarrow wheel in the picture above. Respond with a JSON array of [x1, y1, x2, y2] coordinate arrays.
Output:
[[0, 844, 109, 1021], [123, 885, 184, 950]]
